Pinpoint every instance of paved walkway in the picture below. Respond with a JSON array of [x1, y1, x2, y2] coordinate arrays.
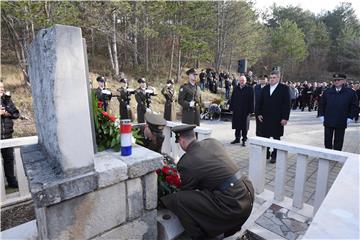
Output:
[[201, 110, 360, 205]]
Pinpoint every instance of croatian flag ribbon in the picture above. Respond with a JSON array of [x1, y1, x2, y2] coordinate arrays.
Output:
[[120, 119, 132, 156]]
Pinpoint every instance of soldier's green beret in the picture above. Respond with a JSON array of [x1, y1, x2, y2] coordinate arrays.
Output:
[[145, 112, 166, 133], [172, 125, 196, 143]]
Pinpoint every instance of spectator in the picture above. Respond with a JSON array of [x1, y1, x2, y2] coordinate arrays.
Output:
[[0, 82, 20, 188]]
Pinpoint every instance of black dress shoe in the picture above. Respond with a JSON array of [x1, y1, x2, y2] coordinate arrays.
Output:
[[230, 139, 240, 144], [270, 157, 276, 164], [266, 151, 271, 160], [242, 141, 246, 147]]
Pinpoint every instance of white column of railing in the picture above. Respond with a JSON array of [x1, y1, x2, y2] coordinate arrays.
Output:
[[248, 136, 348, 216], [274, 150, 288, 201], [195, 127, 212, 141], [313, 158, 330, 214], [293, 154, 309, 209], [249, 144, 266, 194], [0, 136, 38, 206]]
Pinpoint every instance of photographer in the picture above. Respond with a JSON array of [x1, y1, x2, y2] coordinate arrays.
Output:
[[0, 82, 20, 188], [116, 78, 134, 120], [95, 76, 112, 111]]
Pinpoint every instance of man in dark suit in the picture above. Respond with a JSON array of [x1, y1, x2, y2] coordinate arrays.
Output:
[[229, 75, 254, 146], [256, 70, 291, 163], [319, 74, 358, 151], [161, 125, 254, 240], [254, 75, 268, 137]]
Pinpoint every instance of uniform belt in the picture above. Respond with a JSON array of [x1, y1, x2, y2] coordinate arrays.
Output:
[[217, 170, 242, 192]]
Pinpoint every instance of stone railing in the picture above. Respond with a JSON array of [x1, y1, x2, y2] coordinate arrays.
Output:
[[162, 121, 212, 161], [248, 136, 359, 239], [0, 136, 38, 208]]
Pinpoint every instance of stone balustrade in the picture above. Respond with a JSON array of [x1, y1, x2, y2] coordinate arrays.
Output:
[[248, 136, 359, 239], [0, 136, 38, 208]]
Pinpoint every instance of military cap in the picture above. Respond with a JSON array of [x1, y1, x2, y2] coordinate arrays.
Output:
[[186, 68, 198, 75], [333, 73, 347, 80], [171, 124, 196, 143], [138, 77, 146, 83], [119, 78, 127, 83], [145, 112, 167, 133], [167, 79, 175, 84], [96, 76, 106, 82]]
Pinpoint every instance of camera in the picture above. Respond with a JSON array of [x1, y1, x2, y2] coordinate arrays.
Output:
[[145, 88, 157, 108]]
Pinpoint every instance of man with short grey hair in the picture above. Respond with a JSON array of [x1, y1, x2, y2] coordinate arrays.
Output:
[[255, 70, 291, 163]]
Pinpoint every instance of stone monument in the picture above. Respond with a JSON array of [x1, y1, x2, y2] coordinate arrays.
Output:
[[22, 24, 163, 240]]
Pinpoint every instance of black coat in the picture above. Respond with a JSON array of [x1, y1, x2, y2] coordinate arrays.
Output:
[[319, 86, 358, 128], [161, 139, 254, 239], [256, 83, 291, 137], [229, 85, 254, 130], [1, 97, 20, 139]]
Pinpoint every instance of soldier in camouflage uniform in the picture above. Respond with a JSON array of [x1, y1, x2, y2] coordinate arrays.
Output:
[[178, 68, 202, 126], [161, 79, 176, 121]]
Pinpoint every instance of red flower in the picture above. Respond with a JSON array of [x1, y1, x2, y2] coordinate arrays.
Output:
[[98, 101, 103, 108], [102, 112, 109, 118], [156, 169, 161, 175], [109, 115, 116, 122], [174, 176, 181, 187], [165, 175, 175, 185], [162, 166, 171, 175]]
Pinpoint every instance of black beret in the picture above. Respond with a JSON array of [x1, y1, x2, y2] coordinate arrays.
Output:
[[138, 78, 146, 83], [186, 68, 198, 75], [120, 78, 127, 83], [167, 79, 175, 84], [96, 76, 106, 82], [333, 73, 347, 80]]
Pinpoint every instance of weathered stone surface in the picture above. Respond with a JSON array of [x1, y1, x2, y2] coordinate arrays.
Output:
[[143, 172, 158, 210], [95, 210, 157, 240], [94, 150, 128, 188], [126, 178, 143, 221], [42, 182, 126, 240], [122, 145, 163, 178], [21, 145, 98, 208], [28, 24, 94, 175], [157, 209, 184, 240]]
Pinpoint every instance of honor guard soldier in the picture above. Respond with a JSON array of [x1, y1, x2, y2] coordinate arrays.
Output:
[[95, 76, 112, 111], [161, 79, 176, 121], [135, 78, 147, 123], [161, 125, 254, 239], [178, 68, 202, 126], [137, 112, 167, 154], [116, 78, 134, 120]]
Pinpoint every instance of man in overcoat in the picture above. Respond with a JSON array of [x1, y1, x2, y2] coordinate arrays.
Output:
[[161, 125, 254, 240], [318, 74, 358, 151], [256, 70, 291, 163], [161, 79, 176, 121], [229, 75, 254, 146], [178, 68, 202, 126], [254, 75, 268, 137]]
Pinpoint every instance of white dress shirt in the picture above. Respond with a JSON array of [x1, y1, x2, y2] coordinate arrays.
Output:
[[270, 82, 279, 96]]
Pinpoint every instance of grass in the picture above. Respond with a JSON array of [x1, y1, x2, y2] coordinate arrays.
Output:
[[1, 64, 225, 138]]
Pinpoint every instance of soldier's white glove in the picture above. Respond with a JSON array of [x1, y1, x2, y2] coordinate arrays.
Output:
[[347, 118, 352, 124], [126, 105, 131, 110], [320, 116, 324, 123], [189, 101, 195, 108], [146, 108, 151, 113]]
